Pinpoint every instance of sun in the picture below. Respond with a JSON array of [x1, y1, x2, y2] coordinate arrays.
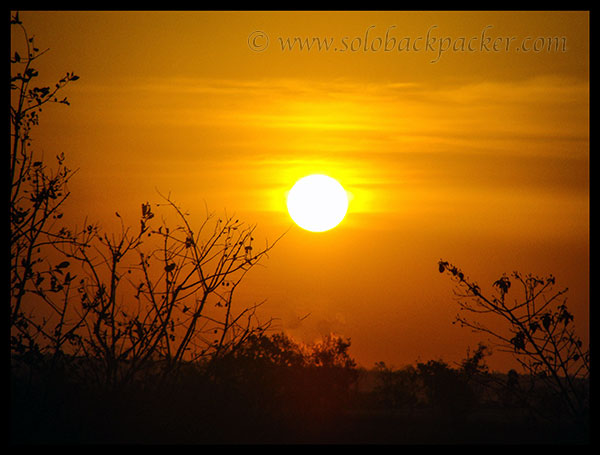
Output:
[[286, 174, 349, 232]]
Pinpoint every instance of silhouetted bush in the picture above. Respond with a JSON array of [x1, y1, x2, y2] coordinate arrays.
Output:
[[373, 362, 420, 410], [416, 359, 477, 417], [439, 260, 589, 430]]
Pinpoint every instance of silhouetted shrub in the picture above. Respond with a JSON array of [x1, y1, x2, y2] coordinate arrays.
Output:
[[210, 332, 359, 422], [416, 359, 477, 417], [439, 260, 589, 428], [373, 362, 420, 410]]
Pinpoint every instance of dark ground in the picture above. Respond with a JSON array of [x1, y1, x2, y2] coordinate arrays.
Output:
[[11, 377, 588, 445]]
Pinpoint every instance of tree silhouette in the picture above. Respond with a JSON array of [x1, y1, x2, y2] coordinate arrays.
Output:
[[438, 260, 589, 427], [417, 359, 477, 417], [373, 362, 420, 411], [52, 195, 281, 390], [9, 13, 282, 393], [10, 11, 82, 374], [373, 344, 491, 424]]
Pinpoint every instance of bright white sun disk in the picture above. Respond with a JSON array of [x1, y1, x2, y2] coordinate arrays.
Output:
[[286, 174, 349, 232]]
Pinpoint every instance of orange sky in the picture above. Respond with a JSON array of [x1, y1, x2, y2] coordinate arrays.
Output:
[[14, 11, 589, 371]]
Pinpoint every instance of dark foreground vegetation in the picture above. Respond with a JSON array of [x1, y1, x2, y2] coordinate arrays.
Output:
[[11, 333, 589, 444]]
